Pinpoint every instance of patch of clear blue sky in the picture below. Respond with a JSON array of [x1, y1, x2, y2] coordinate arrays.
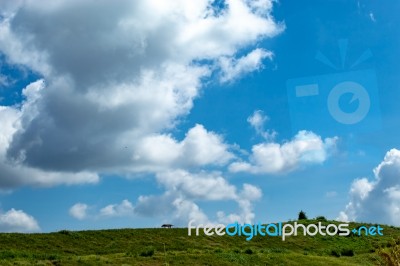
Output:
[[0, 0, 399, 230], [0, 53, 41, 106]]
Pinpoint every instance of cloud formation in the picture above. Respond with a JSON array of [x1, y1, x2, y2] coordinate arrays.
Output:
[[69, 203, 89, 220], [100, 200, 135, 218], [70, 170, 262, 225], [0, 0, 283, 188], [338, 149, 400, 226], [247, 110, 276, 140], [0, 208, 40, 232], [141, 170, 263, 224], [229, 130, 338, 174], [134, 124, 234, 171], [0, 0, 339, 229], [0, 80, 99, 188], [219, 48, 272, 83]]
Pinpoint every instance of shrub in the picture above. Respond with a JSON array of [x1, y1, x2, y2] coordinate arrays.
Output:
[[214, 248, 223, 253], [58, 230, 71, 235], [316, 216, 327, 222], [330, 250, 341, 257], [341, 248, 354, 257], [139, 247, 155, 257], [0, 251, 16, 259], [298, 210, 308, 220], [46, 254, 60, 260], [244, 248, 253, 255]]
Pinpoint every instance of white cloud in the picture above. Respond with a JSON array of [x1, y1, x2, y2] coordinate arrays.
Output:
[[219, 48, 272, 82], [0, 208, 40, 232], [338, 149, 400, 226], [172, 197, 210, 225], [70, 170, 262, 226], [240, 183, 262, 201], [246, 0, 273, 15], [350, 178, 373, 200], [156, 170, 237, 200], [70, 200, 135, 219], [135, 124, 234, 171], [248, 110, 267, 130], [247, 110, 276, 140], [80, 170, 263, 225], [142, 170, 262, 224], [134, 193, 211, 225], [337, 211, 349, 223], [180, 124, 234, 166], [0, 0, 283, 187], [99, 200, 134, 217], [69, 203, 88, 220], [0, 0, 288, 229], [229, 130, 338, 174], [217, 183, 262, 223]]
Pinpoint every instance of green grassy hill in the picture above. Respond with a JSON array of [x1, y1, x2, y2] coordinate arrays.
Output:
[[0, 220, 399, 265]]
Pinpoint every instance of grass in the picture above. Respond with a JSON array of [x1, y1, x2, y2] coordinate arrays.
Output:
[[0, 220, 398, 265]]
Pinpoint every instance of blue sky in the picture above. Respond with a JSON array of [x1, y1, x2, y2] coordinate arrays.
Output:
[[0, 0, 399, 233]]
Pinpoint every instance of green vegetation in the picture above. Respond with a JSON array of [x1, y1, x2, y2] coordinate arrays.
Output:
[[0, 220, 399, 265]]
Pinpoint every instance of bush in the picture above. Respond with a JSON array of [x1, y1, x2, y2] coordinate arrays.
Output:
[[298, 210, 308, 220], [0, 251, 16, 259], [214, 248, 223, 253], [341, 248, 354, 257], [46, 254, 60, 260], [244, 248, 253, 255], [139, 247, 155, 257], [316, 216, 327, 222], [330, 250, 341, 257], [58, 230, 71, 235]]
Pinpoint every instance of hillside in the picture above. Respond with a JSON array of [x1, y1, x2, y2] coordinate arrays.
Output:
[[0, 220, 399, 265]]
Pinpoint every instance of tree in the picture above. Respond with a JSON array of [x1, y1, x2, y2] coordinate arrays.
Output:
[[298, 210, 308, 220], [315, 216, 327, 222]]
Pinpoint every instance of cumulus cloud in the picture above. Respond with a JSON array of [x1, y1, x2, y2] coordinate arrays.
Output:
[[219, 48, 272, 82], [247, 110, 276, 140], [0, 81, 99, 188], [72, 170, 262, 225], [134, 124, 234, 171], [0, 208, 40, 232], [69, 203, 88, 220], [1, 0, 293, 229], [229, 130, 338, 174], [217, 183, 262, 223], [135, 193, 212, 225], [156, 170, 237, 200], [0, 0, 283, 187], [100, 200, 134, 217], [136, 170, 262, 224], [338, 149, 400, 226]]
